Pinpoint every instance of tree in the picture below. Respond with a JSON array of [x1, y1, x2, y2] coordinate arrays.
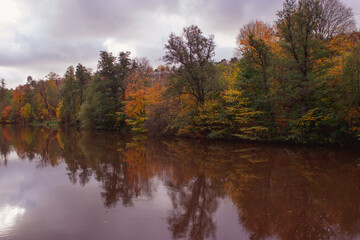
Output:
[[236, 20, 276, 56], [340, 43, 360, 138], [124, 65, 167, 134], [236, 21, 277, 129], [75, 63, 92, 105], [316, 0, 356, 39], [164, 25, 218, 106], [22, 103, 33, 122], [124, 58, 153, 133], [59, 66, 78, 125], [0, 79, 11, 111], [97, 51, 132, 107], [8, 86, 27, 122], [194, 66, 267, 139], [0, 79, 11, 120], [79, 51, 133, 129], [124, 68, 149, 133], [342, 43, 360, 108], [276, 0, 326, 114], [0, 79, 5, 101]]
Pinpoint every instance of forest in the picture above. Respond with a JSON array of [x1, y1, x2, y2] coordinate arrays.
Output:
[[0, 0, 359, 144]]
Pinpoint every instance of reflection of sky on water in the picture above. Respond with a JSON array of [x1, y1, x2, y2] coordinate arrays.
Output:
[[0, 150, 67, 239], [0, 147, 248, 240], [0, 205, 25, 237], [0, 148, 176, 240], [1, 126, 359, 240]]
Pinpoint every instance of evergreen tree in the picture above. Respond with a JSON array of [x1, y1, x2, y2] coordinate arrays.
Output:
[[75, 63, 92, 105], [59, 66, 78, 125], [79, 51, 132, 129]]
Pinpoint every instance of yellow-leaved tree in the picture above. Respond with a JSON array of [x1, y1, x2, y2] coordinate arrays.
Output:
[[194, 65, 267, 139]]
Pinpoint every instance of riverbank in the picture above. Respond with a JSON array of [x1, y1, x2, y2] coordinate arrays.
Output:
[[1, 122, 359, 147]]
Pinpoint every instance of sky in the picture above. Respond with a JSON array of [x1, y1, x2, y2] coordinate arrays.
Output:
[[0, 0, 359, 88]]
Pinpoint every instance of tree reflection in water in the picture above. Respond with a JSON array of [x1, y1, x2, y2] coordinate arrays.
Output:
[[166, 174, 219, 240], [0, 125, 359, 240]]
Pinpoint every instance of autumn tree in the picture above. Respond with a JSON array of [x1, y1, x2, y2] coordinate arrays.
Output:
[[124, 58, 152, 133], [164, 25, 218, 106], [236, 21, 277, 130], [22, 103, 33, 122], [9, 95, 21, 122], [194, 65, 267, 139], [33, 74, 61, 121], [124, 59, 167, 134]]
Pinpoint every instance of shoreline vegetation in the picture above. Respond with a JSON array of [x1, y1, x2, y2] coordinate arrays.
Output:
[[0, 0, 360, 145]]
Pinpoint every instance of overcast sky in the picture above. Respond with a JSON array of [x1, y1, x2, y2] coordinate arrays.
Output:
[[0, 0, 359, 88]]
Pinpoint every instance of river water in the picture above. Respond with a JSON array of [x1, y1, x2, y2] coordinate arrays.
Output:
[[0, 125, 359, 240]]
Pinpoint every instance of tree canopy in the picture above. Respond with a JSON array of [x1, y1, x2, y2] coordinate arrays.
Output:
[[0, 0, 359, 144]]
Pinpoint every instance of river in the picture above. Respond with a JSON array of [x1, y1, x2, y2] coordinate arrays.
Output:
[[0, 125, 359, 240]]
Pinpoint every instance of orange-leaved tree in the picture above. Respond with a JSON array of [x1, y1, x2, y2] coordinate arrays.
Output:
[[124, 62, 166, 134]]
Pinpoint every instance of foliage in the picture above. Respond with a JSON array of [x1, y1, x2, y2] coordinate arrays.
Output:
[[0, 1, 359, 144], [59, 66, 78, 125], [289, 108, 341, 143], [276, 0, 326, 114], [22, 103, 33, 123], [79, 51, 132, 129], [164, 25, 219, 106], [236, 21, 277, 136], [124, 71, 149, 133], [194, 66, 267, 139]]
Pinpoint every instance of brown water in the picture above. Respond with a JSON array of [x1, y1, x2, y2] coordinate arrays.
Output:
[[0, 126, 359, 240]]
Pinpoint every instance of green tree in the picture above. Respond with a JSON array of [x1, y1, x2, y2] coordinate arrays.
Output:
[[340, 42, 360, 138], [342, 43, 360, 108], [0, 79, 12, 119], [276, 0, 325, 114], [59, 66, 78, 125], [75, 63, 92, 105], [236, 21, 277, 132], [164, 25, 218, 106], [79, 51, 132, 129]]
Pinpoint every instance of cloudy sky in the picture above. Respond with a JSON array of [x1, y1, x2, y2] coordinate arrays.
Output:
[[0, 0, 359, 88]]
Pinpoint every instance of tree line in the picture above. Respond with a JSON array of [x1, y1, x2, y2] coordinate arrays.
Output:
[[0, 0, 359, 144]]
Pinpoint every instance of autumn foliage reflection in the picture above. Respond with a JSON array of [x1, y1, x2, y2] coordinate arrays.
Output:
[[0, 126, 359, 240]]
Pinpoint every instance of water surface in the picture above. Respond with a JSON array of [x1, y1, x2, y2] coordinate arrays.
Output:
[[0, 126, 359, 240]]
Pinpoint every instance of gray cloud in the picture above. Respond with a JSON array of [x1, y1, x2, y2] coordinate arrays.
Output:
[[0, 33, 102, 66], [0, 0, 358, 88]]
